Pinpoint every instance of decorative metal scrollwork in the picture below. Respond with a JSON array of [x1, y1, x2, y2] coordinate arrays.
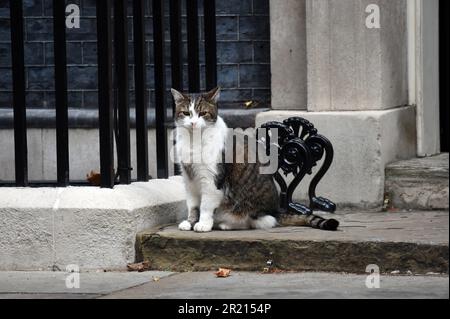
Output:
[[258, 117, 336, 216]]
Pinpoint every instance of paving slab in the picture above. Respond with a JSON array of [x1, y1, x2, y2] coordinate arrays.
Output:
[[0, 271, 446, 299], [102, 272, 449, 299], [0, 271, 174, 295], [136, 211, 449, 274]]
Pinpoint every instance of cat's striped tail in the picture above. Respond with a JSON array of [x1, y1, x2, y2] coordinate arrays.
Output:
[[277, 213, 339, 231]]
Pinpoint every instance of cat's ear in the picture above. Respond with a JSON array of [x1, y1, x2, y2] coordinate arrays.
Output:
[[203, 86, 221, 104], [171, 88, 188, 104]]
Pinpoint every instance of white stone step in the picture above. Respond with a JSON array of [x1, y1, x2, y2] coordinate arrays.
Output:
[[385, 154, 449, 210]]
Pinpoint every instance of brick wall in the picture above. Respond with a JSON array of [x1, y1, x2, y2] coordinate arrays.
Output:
[[0, 0, 270, 111]]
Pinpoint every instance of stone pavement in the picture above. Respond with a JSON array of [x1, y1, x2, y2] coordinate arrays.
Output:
[[0, 271, 173, 299], [0, 271, 447, 299], [0, 211, 448, 299]]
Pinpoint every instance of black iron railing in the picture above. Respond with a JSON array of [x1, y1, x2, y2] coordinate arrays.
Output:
[[3, 0, 217, 188], [9, 0, 27, 187]]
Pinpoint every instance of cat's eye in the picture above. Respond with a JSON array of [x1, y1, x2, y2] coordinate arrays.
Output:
[[182, 111, 190, 116], [199, 111, 208, 117]]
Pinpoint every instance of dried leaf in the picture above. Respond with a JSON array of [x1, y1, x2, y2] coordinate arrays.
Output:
[[215, 268, 231, 278], [127, 261, 151, 272], [86, 170, 102, 186], [243, 100, 260, 109], [152, 276, 160, 282]]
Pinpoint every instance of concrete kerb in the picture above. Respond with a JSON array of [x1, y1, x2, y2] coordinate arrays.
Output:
[[0, 176, 186, 271]]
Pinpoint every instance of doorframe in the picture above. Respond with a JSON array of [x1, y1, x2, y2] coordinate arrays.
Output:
[[408, 0, 441, 156]]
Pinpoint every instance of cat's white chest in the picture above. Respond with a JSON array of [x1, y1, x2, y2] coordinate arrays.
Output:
[[175, 116, 228, 166]]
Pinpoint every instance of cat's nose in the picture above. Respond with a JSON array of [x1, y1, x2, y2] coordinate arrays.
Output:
[[191, 122, 197, 128]]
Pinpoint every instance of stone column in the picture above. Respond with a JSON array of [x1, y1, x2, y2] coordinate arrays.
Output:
[[306, 0, 408, 111], [414, 0, 441, 156], [270, 0, 307, 110]]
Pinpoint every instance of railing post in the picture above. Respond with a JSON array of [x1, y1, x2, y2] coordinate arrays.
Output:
[[114, 0, 131, 184], [169, 0, 183, 175], [97, 0, 115, 188], [186, 0, 200, 92], [53, 0, 69, 187], [133, 0, 149, 181], [153, 0, 169, 178], [9, 0, 28, 187], [170, 0, 183, 95], [204, 0, 217, 90]]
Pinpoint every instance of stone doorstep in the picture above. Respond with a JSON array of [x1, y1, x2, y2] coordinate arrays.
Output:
[[136, 211, 449, 275], [385, 154, 449, 210]]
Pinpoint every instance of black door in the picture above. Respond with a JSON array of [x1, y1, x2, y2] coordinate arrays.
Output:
[[440, 0, 449, 152]]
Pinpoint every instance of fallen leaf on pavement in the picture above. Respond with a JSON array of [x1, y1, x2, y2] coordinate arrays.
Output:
[[215, 268, 231, 278], [86, 170, 102, 186], [127, 261, 151, 272]]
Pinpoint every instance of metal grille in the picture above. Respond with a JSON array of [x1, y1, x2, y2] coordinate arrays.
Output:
[[3, 0, 217, 188]]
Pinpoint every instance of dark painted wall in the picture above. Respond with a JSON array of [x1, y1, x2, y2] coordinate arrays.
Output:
[[0, 0, 270, 110]]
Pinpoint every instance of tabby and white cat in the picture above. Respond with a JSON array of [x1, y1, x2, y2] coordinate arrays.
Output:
[[171, 87, 339, 233]]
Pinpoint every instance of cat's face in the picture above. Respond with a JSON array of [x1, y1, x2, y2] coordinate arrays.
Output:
[[171, 87, 220, 129]]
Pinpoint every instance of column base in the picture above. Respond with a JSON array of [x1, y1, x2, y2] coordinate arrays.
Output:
[[256, 106, 417, 210]]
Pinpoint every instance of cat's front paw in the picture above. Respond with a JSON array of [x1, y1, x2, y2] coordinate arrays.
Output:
[[178, 220, 192, 231], [193, 221, 213, 233]]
